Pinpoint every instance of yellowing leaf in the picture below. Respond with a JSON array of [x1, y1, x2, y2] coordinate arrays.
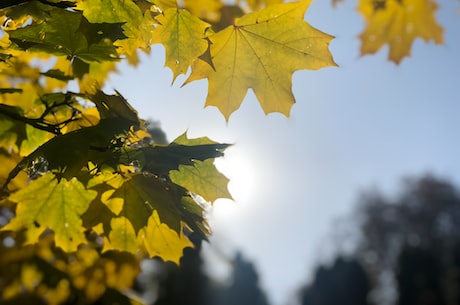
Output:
[[77, 0, 155, 56], [184, 0, 337, 120], [3, 173, 97, 252], [38, 279, 71, 305], [170, 159, 232, 202], [184, 0, 222, 22], [358, 0, 443, 64], [0, 150, 28, 191], [151, 0, 177, 11], [78, 61, 118, 94], [21, 264, 43, 291], [152, 8, 211, 82], [19, 124, 52, 156], [105, 217, 138, 253], [140, 210, 193, 263], [236, 0, 283, 11], [172, 132, 219, 146]]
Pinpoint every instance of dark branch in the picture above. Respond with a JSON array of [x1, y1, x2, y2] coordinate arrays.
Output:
[[0, 103, 72, 135]]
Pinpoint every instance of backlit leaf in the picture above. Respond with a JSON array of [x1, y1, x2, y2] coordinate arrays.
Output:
[[140, 210, 193, 264], [7, 8, 121, 64], [170, 159, 232, 203], [184, 0, 222, 22], [236, 0, 283, 11], [3, 173, 97, 252], [184, 0, 337, 120], [0, 150, 27, 192], [151, 0, 177, 11], [110, 173, 183, 234], [76, 0, 156, 56], [358, 0, 443, 64], [105, 217, 138, 253], [152, 8, 211, 82]]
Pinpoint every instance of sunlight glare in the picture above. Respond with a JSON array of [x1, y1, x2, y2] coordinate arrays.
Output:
[[215, 146, 258, 203]]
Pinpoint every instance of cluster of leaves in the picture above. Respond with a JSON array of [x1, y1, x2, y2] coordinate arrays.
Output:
[[357, 0, 444, 64], [0, 0, 447, 303]]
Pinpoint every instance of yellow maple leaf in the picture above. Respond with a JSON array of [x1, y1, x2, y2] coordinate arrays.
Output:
[[140, 211, 193, 264], [152, 8, 211, 82], [236, 0, 283, 11], [152, 0, 177, 11], [184, 0, 337, 120], [358, 0, 443, 64], [3, 173, 97, 252], [183, 0, 222, 21], [104, 217, 138, 253]]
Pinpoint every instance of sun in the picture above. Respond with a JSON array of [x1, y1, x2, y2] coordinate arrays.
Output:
[[214, 146, 257, 203]]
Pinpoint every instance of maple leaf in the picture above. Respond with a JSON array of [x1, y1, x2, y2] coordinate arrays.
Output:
[[170, 159, 232, 202], [152, 8, 211, 82], [183, 0, 222, 21], [236, 0, 283, 11], [6, 8, 122, 70], [164, 132, 231, 202], [109, 173, 183, 234], [0, 149, 28, 192], [2, 173, 97, 252], [184, 0, 337, 120], [105, 217, 138, 253], [151, 0, 178, 11], [0, 109, 26, 153], [358, 0, 444, 64], [76, 0, 156, 56], [140, 210, 193, 264], [2, 91, 141, 189]]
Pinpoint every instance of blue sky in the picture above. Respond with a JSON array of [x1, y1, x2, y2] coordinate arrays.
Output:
[[107, 1, 460, 304]]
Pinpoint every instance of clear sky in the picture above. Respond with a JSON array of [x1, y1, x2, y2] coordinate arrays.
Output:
[[107, 1, 460, 304]]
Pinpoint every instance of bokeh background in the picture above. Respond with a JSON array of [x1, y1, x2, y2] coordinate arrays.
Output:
[[105, 1, 460, 304]]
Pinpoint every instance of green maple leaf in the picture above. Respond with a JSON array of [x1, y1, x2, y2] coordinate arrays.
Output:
[[139, 142, 229, 176], [7, 9, 119, 60], [7, 8, 122, 77], [2, 173, 97, 252], [0, 110, 26, 153], [184, 0, 337, 120], [170, 159, 232, 203], [2, 1, 56, 21], [109, 173, 183, 234], [76, 0, 155, 56], [3, 91, 141, 189], [152, 8, 211, 82]]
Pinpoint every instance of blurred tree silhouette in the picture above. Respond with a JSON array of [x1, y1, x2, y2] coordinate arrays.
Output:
[[354, 174, 460, 305], [396, 245, 446, 305], [153, 244, 210, 305], [297, 175, 460, 305], [138, 243, 270, 305], [217, 252, 270, 305], [298, 256, 370, 305]]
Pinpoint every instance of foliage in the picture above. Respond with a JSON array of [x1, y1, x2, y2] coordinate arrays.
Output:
[[357, 0, 443, 64], [0, 0, 448, 303]]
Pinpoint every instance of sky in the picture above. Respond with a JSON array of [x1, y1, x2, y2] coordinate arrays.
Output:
[[106, 1, 460, 304]]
